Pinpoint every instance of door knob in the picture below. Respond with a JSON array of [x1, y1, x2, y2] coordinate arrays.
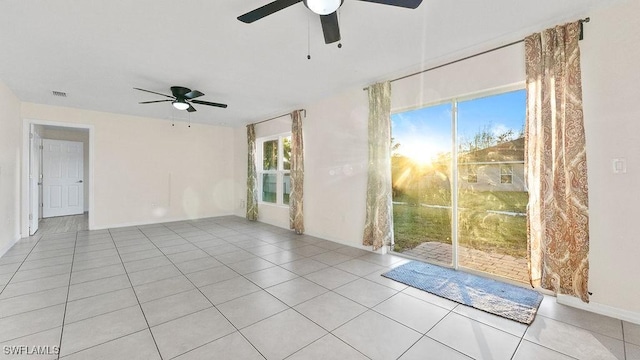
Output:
[[77, 180, 83, 183]]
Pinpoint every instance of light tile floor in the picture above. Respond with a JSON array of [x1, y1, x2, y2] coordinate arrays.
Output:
[[0, 216, 638, 359]]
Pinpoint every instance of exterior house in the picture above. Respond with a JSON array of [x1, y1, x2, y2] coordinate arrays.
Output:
[[458, 137, 526, 192]]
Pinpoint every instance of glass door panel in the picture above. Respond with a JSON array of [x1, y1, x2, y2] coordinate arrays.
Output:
[[391, 103, 453, 267], [456, 90, 528, 283]]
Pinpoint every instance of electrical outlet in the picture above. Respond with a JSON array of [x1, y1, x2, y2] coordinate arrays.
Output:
[[613, 158, 627, 174], [240, 199, 245, 208]]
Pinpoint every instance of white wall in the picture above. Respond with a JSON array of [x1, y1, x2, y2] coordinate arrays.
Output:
[[233, 125, 247, 218], [303, 90, 370, 245], [21, 103, 236, 230], [580, 0, 640, 315], [391, 43, 525, 111], [0, 80, 22, 256]]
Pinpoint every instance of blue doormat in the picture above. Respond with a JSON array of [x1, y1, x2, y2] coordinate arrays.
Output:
[[382, 261, 543, 324]]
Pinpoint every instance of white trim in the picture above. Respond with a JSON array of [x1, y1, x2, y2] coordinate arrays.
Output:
[[391, 81, 526, 116], [0, 235, 21, 259], [557, 294, 640, 325], [90, 213, 235, 231], [455, 81, 526, 104], [21, 118, 95, 236], [257, 201, 290, 210], [460, 161, 524, 165], [451, 100, 459, 270]]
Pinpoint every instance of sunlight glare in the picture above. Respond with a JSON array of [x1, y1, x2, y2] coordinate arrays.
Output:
[[398, 142, 440, 166]]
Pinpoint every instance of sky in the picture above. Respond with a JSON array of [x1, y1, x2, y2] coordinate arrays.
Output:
[[391, 89, 526, 164]]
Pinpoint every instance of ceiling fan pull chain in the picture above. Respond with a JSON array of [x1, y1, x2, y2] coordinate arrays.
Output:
[[337, 8, 342, 49], [307, 16, 311, 60]]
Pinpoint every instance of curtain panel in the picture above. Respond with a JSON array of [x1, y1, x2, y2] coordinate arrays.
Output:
[[525, 21, 590, 302], [362, 81, 394, 251], [290, 110, 305, 234], [246, 124, 259, 221]]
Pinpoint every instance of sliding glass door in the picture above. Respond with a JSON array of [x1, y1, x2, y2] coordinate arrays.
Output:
[[391, 103, 454, 267], [391, 88, 528, 283]]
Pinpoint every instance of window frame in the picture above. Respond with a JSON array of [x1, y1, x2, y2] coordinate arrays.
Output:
[[256, 132, 291, 206], [500, 165, 514, 184], [390, 83, 526, 270]]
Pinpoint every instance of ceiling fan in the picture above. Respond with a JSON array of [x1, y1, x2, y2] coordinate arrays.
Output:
[[134, 86, 228, 112], [238, 0, 423, 44]]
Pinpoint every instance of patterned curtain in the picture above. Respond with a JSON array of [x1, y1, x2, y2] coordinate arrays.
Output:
[[525, 21, 590, 302], [362, 81, 393, 251], [246, 124, 258, 221], [289, 110, 305, 234]]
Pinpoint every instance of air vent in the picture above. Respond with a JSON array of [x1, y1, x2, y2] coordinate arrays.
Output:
[[51, 91, 67, 97]]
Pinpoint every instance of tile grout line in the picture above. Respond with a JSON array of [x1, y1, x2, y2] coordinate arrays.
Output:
[[135, 222, 272, 360], [534, 312, 626, 343], [5, 217, 592, 360], [56, 231, 80, 360], [622, 321, 627, 360], [0, 235, 46, 296], [509, 337, 525, 360], [185, 220, 413, 360], [107, 228, 165, 360]]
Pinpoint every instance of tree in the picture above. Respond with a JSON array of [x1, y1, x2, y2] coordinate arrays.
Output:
[[459, 124, 517, 153]]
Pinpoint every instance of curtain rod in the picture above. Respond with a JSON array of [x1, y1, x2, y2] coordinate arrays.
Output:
[[363, 17, 590, 90], [247, 109, 306, 127]]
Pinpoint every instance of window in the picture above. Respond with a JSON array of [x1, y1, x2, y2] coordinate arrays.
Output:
[[500, 165, 513, 184], [467, 166, 478, 183], [257, 134, 291, 205]]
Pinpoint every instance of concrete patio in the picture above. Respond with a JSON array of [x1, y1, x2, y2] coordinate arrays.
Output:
[[400, 241, 529, 284]]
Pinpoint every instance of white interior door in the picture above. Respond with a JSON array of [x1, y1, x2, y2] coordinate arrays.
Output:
[[29, 127, 42, 234], [42, 139, 84, 218]]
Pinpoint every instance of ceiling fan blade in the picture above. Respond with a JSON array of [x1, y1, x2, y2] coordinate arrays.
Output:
[[320, 12, 341, 44], [139, 100, 172, 104], [238, 0, 302, 23], [184, 90, 204, 99], [187, 104, 197, 113], [133, 88, 173, 99], [355, 0, 422, 9], [191, 99, 228, 108], [171, 86, 192, 98]]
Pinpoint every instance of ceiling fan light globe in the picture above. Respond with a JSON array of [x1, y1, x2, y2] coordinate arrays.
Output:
[[304, 0, 341, 15], [172, 100, 190, 110]]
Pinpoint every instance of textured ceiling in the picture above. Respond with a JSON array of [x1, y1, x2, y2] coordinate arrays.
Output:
[[0, 0, 619, 127]]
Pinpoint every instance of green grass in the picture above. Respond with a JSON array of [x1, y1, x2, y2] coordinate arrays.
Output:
[[393, 191, 528, 258]]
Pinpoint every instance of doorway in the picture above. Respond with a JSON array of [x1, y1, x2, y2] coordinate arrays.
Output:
[[390, 88, 528, 283], [22, 120, 93, 237], [42, 139, 85, 218]]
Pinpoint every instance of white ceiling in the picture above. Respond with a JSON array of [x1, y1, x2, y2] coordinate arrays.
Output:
[[0, 0, 620, 127]]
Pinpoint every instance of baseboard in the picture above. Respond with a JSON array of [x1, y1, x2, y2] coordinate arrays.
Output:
[[91, 213, 235, 231], [557, 294, 640, 324], [0, 234, 21, 258], [247, 216, 381, 254]]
